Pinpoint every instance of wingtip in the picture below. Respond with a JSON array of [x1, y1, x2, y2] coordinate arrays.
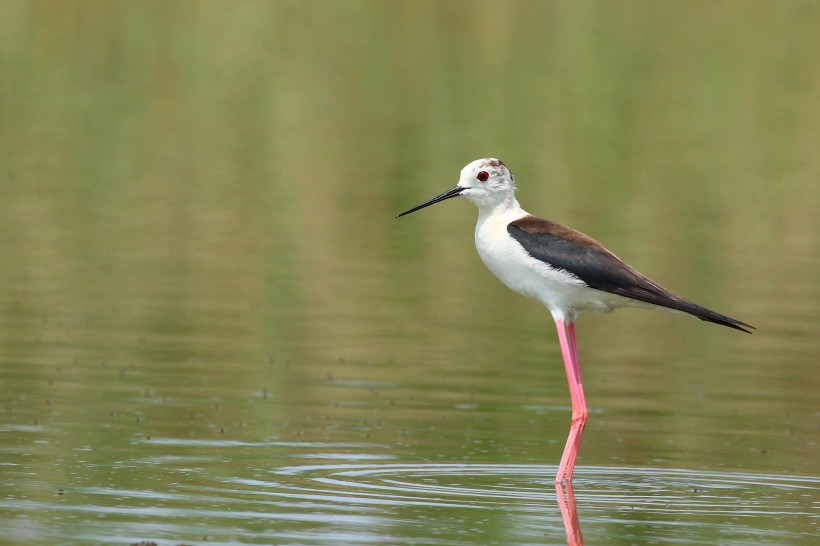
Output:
[[701, 315, 755, 334], [728, 317, 755, 334]]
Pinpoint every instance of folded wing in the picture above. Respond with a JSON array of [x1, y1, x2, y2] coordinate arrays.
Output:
[[507, 215, 753, 333]]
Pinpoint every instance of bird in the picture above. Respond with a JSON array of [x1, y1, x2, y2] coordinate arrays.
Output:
[[396, 158, 753, 484]]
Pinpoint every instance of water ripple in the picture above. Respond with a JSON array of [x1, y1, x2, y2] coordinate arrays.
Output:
[[16, 463, 813, 545], [220, 463, 819, 519]]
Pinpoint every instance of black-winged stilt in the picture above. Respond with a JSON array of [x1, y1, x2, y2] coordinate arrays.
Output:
[[397, 158, 753, 483]]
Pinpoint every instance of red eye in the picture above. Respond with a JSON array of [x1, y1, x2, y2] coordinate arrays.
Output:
[[476, 171, 490, 182]]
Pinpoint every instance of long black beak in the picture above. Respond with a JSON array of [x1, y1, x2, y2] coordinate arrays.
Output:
[[396, 186, 467, 218]]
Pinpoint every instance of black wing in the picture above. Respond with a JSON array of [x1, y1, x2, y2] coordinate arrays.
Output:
[[507, 216, 753, 333]]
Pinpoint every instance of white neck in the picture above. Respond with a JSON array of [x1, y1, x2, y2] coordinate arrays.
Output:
[[475, 193, 525, 221]]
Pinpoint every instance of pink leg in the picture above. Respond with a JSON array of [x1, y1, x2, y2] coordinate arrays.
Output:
[[554, 319, 588, 483]]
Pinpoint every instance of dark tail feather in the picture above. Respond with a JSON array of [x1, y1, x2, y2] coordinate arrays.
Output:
[[689, 306, 755, 333], [608, 285, 755, 334], [656, 295, 755, 333]]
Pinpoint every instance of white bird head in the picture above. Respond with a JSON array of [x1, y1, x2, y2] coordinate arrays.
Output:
[[396, 158, 517, 218], [457, 158, 516, 208]]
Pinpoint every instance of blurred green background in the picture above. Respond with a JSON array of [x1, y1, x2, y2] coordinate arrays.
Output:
[[0, 1, 818, 544], [1, 0, 817, 357]]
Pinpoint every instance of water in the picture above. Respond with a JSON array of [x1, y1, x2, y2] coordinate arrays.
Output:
[[1, 2, 818, 544]]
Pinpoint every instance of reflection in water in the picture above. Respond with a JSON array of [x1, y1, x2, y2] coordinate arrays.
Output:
[[556, 482, 583, 546], [0, 442, 817, 543], [242, 462, 814, 544]]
